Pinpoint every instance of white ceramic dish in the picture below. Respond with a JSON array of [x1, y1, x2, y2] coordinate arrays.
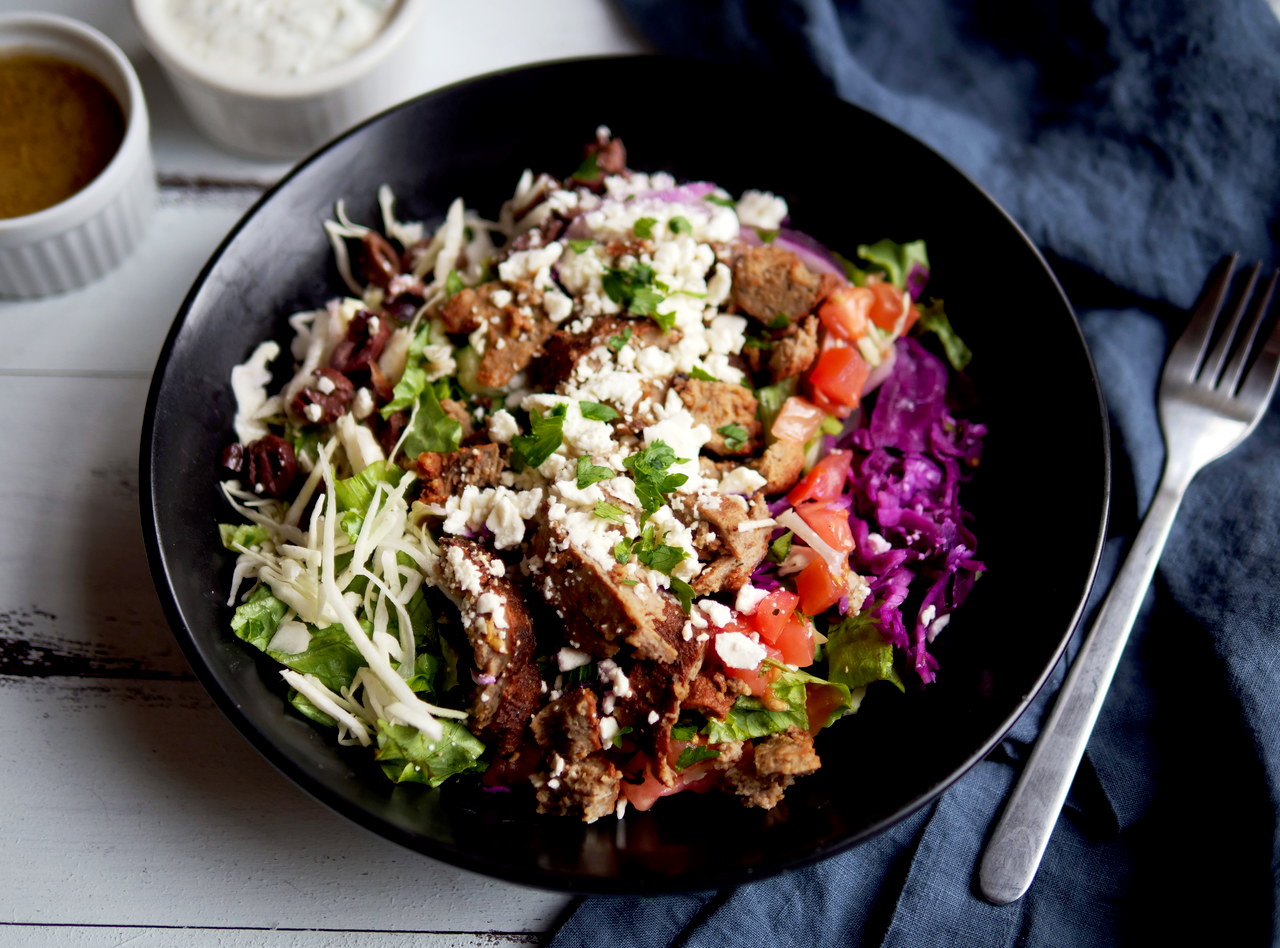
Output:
[[132, 0, 427, 160], [0, 13, 155, 300]]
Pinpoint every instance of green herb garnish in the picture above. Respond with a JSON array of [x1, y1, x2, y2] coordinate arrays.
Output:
[[668, 215, 693, 235], [689, 366, 719, 382], [670, 576, 695, 615], [622, 440, 689, 514], [633, 217, 657, 240], [579, 400, 620, 422], [602, 262, 674, 330], [510, 403, 566, 468], [717, 423, 750, 451], [576, 456, 614, 489], [593, 501, 628, 523]]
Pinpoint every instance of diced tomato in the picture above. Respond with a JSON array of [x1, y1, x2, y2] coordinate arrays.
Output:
[[817, 285, 873, 341], [774, 614, 815, 667], [868, 280, 908, 331], [753, 589, 800, 643], [795, 501, 854, 554], [771, 395, 827, 443], [621, 755, 720, 811], [795, 556, 845, 616], [787, 449, 852, 506], [808, 345, 872, 411], [722, 640, 784, 697], [805, 682, 849, 734], [904, 300, 921, 332]]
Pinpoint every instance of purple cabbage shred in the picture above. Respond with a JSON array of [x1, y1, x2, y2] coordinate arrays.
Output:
[[838, 337, 986, 684]]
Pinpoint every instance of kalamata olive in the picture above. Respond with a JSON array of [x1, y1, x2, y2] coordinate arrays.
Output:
[[291, 367, 355, 425], [244, 435, 298, 498], [357, 231, 403, 288], [220, 442, 245, 475], [330, 309, 393, 374]]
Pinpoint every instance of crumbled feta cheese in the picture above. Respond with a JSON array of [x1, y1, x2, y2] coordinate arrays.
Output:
[[699, 600, 734, 628], [715, 631, 767, 670], [599, 716, 620, 744], [718, 466, 767, 495], [735, 190, 789, 230], [735, 584, 770, 616], [557, 647, 593, 672]]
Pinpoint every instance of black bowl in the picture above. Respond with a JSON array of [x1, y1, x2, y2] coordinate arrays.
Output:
[[140, 55, 1109, 893]]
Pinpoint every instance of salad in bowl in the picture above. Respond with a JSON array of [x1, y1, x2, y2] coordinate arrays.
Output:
[[216, 128, 986, 823]]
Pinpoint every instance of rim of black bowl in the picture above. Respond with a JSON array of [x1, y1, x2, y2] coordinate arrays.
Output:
[[140, 53, 1111, 894]]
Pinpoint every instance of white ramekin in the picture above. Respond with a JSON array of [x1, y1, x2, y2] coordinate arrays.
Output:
[[131, 0, 426, 160], [0, 13, 156, 300]]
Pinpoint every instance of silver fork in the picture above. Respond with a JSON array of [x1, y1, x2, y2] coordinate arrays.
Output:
[[978, 255, 1280, 905]]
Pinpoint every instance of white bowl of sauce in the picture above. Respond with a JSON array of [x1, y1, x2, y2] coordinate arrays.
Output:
[[0, 13, 156, 299], [132, 0, 427, 160]]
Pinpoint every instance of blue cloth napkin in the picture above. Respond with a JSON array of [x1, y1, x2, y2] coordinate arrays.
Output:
[[552, 1, 1280, 944]]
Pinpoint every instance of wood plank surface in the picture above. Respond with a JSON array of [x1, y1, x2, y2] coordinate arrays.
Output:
[[0, 373, 573, 934]]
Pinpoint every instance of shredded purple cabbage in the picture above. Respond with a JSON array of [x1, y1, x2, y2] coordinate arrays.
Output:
[[839, 337, 986, 683]]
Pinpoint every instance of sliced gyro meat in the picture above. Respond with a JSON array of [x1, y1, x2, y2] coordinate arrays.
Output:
[[432, 537, 540, 756]]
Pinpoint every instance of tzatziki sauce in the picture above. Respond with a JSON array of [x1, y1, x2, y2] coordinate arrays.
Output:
[[160, 0, 399, 78]]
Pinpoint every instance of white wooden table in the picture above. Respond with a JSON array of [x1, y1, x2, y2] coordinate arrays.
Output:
[[0, 2, 646, 943]]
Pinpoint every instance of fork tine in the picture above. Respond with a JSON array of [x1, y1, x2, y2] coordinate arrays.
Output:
[[1165, 253, 1237, 383], [1204, 261, 1261, 387], [1222, 268, 1277, 395], [1238, 272, 1280, 408]]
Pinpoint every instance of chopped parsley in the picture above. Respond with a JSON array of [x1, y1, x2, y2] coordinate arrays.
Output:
[[572, 151, 601, 183], [579, 400, 620, 422], [593, 501, 628, 524], [755, 228, 779, 243], [622, 440, 689, 514], [768, 313, 792, 329], [636, 535, 686, 574], [704, 194, 736, 208], [606, 328, 634, 352], [567, 238, 595, 254], [510, 403, 566, 468], [632, 217, 657, 240], [717, 423, 750, 451], [576, 456, 614, 489], [445, 269, 466, 298], [689, 366, 719, 382], [670, 576, 695, 615], [601, 262, 675, 330], [668, 215, 693, 235]]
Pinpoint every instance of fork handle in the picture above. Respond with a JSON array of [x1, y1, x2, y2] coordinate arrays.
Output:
[[977, 463, 1194, 905]]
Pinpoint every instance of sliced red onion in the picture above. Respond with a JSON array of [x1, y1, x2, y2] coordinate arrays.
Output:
[[862, 342, 899, 396], [471, 670, 498, 686]]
